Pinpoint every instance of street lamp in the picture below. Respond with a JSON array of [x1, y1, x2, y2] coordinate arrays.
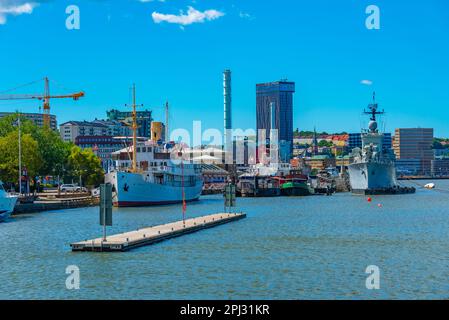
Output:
[[13, 114, 22, 194]]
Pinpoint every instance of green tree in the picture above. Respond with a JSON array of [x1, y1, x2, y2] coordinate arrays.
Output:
[[0, 115, 70, 177], [0, 131, 43, 183], [318, 140, 333, 147], [30, 126, 71, 176], [67, 145, 104, 187], [0, 114, 104, 186]]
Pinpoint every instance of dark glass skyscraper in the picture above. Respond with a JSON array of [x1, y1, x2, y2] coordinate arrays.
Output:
[[256, 80, 295, 162]]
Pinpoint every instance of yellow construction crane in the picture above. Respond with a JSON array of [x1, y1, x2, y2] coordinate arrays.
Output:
[[0, 77, 84, 127]]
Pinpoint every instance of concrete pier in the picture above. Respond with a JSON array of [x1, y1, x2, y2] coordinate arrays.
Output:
[[71, 212, 246, 252]]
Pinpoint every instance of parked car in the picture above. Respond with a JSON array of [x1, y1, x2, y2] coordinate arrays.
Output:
[[59, 184, 81, 193]]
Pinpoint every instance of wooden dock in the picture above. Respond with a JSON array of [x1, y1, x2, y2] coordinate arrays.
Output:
[[70, 212, 246, 252]]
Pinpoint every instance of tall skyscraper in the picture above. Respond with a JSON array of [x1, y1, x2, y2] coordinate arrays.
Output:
[[393, 128, 434, 175], [256, 80, 295, 162]]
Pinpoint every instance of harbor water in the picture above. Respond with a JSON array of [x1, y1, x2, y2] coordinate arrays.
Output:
[[1, 180, 448, 299]]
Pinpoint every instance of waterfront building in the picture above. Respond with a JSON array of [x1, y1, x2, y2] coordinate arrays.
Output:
[[75, 135, 126, 171], [0, 112, 57, 130], [434, 149, 449, 157], [60, 121, 108, 142], [305, 155, 336, 171], [393, 128, 434, 175], [59, 120, 132, 143], [348, 132, 392, 150], [107, 108, 153, 138], [336, 155, 351, 171], [201, 164, 230, 193], [395, 159, 422, 176], [431, 157, 449, 176], [92, 119, 132, 137], [256, 80, 295, 162]]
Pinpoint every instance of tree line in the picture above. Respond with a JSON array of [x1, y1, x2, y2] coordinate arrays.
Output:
[[0, 114, 104, 189]]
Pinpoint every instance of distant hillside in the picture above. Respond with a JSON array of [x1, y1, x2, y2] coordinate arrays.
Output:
[[294, 130, 348, 138]]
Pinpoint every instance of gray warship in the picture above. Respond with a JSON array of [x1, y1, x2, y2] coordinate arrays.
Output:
[[348, 94, 415, 195]]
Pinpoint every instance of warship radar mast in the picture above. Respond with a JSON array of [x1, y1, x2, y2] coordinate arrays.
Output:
[[363, 92, 385, 132]]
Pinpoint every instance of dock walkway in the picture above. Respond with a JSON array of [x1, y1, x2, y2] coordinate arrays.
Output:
[[71, 212, 246, 252]]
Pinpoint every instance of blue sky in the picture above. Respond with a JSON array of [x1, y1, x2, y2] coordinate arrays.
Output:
[[0, 0, 448, 137]]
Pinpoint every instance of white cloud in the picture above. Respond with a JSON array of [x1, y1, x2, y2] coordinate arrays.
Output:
[[0, 1, 38, 25], [361, 80, 373, 86], [239, 12, 254, 20], [152, 6, 224, 26]]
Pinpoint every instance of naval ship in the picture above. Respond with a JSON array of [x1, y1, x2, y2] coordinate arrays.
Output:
[[348, 94, 415, 195]]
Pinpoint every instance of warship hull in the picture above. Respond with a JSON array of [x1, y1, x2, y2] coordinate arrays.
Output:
[[349, 162, 415, 195]]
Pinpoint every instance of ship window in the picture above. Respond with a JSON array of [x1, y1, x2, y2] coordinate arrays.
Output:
[[137, 147, 141, 153], [142, 147, 146, 152]]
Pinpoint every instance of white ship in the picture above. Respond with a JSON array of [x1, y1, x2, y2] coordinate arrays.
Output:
[[104, 85, 203, 207], [348, 94, 415, 195], [106, 142, 203, 207], [0, 181, 18, 222]]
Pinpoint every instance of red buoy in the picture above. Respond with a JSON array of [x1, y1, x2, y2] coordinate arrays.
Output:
[[367, 197, 372, 202]]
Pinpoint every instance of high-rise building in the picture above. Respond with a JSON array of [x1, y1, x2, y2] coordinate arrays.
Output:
[[256, 80, 295, 162], [393, 128, 434, 175], [107, 109, 153, 138], [0, 112, 57, 131]]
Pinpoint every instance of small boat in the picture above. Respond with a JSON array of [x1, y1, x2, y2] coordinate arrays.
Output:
[[280, 179, 312, 196], [424, 183, 435, 189], [0, 181, 18, 222]]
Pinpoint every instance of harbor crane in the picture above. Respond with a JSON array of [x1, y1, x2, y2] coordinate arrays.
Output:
[[0, 77, 84, 127]]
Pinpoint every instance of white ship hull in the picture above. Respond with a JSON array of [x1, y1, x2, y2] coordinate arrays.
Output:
[[348, 161, 398, 193], [105, 172, 203, 207]]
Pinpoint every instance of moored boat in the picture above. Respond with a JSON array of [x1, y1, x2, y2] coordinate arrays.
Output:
[[0, 181, 18, 222], [280, 179, 312, 196], [104, 85, 203, 207]]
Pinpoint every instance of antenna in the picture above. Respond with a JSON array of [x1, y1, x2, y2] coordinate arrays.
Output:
[[165, 101, 169, 142]]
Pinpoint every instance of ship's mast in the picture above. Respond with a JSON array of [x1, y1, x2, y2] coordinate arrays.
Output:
[[131, 84, 138, 173], [165, 101, 169, 142], [364, 91, 384, 122]]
